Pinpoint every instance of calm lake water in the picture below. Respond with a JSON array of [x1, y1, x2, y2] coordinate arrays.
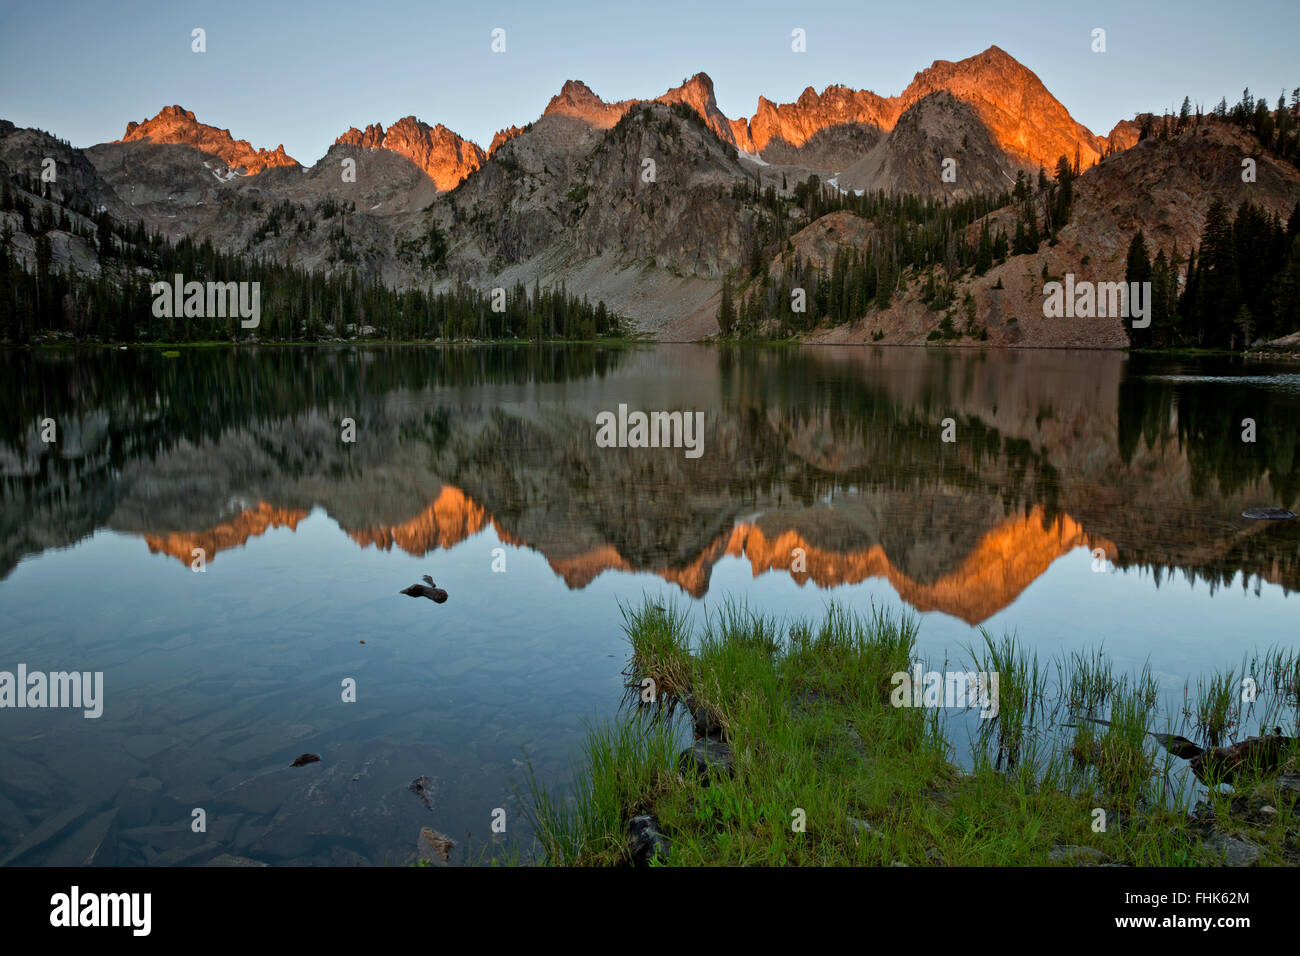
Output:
[[1, 344, 1298, 865]]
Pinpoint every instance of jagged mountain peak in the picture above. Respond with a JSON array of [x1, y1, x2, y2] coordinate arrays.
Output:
[[123, 104, 196, 134], [335, 115, 485, 191], [543, 79, 633, 128], [555, 79, 601, 100], [659, 72, 720, 113], [116, 104, 298, 175], [747, 83, 897, 155], [901, 45, 1103, 171], [668, 72, 717, 96], [657, 72, 749, 150]]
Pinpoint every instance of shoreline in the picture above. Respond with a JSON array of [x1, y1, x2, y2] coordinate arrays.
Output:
[[5, 338, 1286, 359], [515, 600, 1300, 867]]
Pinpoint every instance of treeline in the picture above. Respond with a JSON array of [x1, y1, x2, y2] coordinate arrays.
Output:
[[721, 157, 1079, 337], [1141, 87, 1300, 166], [0, 173, 626, 343], [1126, 199, 1300, 349]]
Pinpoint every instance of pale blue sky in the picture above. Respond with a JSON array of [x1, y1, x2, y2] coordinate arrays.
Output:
[[1, 0, 1296, 165]]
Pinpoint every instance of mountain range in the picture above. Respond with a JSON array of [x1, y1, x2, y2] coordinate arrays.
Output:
[[98, 46, 1138, 196], [3, 44, 1298, 346]]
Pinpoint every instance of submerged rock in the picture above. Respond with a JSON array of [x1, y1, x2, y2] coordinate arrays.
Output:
[[42, 809, 119, 867], [408, 776, 437, 812], [679, 737, 734, 780], [0, 804, 92, 866], [418, 827, 456, 863], [626, 814, 670, 866]]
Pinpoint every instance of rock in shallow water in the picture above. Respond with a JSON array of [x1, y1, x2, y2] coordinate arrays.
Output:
[[408, 776, 437, 811], [418, 827, 456, 863]]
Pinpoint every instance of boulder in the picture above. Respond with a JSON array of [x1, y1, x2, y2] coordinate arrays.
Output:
[[1201, 831, 1263, 867], [679, 738, 734, 780], [683, 693, 724, 739], [626, 814, 670, 866]]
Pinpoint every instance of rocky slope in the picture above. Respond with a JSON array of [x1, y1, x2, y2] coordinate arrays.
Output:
[[837, 91, 1015, 198], [801, 120, 1300, 349]]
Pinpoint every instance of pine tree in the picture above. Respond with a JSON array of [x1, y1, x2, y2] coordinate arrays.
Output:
[[1126, 230, 1151, 286], [1193, 200, 1240, 347], [1149, 249, 1174, 347]]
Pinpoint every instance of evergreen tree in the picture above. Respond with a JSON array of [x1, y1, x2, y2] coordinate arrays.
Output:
[[1125, 230, 1152, 288]]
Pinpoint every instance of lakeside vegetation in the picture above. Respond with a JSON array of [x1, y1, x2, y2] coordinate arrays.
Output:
[[518, 599, 1300, 866], [1126, 199, 1300, 351]]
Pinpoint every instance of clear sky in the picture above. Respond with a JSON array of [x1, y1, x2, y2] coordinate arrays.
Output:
[[1, 0, 1296, 165]]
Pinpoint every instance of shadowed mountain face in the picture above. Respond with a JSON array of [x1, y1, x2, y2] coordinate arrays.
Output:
[[2, 346, 1297, 624]]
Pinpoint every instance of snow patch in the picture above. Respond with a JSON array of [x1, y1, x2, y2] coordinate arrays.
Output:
[[736, 149, 769, 166], [826, 175, 863, 197]]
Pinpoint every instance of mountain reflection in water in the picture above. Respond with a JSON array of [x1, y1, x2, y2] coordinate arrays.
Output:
[[4, 345, 1296, 617], [1, 343, 1298, 866]]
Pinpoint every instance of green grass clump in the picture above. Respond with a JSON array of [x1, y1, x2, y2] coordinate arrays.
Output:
[[518, 716, 679, 866], [519, 598, 1299, 867]]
